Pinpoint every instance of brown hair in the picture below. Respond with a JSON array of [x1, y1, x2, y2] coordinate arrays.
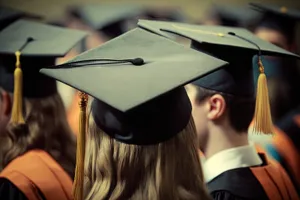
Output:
[[195, 86, 255, 133], [0, 90, 76, 179], [83, 113, 211, 200]]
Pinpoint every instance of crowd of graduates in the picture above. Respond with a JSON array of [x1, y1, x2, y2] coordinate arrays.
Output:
[[0, 1, 299, 200]]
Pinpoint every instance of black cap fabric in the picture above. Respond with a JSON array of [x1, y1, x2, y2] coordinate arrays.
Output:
[[250, 3, 300, 42], [0, 6, 40, 31], [40, 27, 228, 145], [0, 19, 87, 97], [138, 20, 300, 97], [68, 4, 143, 39], [143, 6, 186, 22]]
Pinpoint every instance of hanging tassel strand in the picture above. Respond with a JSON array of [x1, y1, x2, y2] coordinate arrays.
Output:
[[10, 37, 34, 124], [11, 51, 25, 124], [253, 57, 273, 134], [73, 92, 88, 200]]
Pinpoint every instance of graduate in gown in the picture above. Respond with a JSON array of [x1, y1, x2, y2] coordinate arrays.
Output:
[[249, 3, 300, 193], [0, 19, 87, 200], [268, 108, 300, 194], [137, 20, 300, 200], [39, 27, 225, 200]]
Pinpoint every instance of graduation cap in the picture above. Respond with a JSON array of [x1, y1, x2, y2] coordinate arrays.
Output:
[[142, 6, 186, 22], [40, 27, 227, 200], [0, 6, 40, 31], [67, 4, 144, 39], [138, 20, 300, 134], [250, 3, 300, 43], [205, 4, 261, 28], [0, 19, 87, 124]]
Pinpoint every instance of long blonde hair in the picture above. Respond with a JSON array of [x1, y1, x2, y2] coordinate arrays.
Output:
[[84, 113, 211, 200]]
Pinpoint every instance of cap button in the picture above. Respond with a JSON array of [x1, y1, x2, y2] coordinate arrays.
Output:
[[280, 6, 288, 13]]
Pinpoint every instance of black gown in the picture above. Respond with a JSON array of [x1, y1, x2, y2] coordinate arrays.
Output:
[[207, 167, 269, 200], [0, 178, 28, 200], [206, 153, 298, 200]]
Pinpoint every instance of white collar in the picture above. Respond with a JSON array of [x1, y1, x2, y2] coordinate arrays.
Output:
[[203, 144, 263, 183]]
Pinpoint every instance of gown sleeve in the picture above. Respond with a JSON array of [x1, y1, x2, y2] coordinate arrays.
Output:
[[0, 178, 28, 200]]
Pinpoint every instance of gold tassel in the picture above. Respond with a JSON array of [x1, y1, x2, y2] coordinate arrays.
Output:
[[73, 92, 88, 200], [11, 51, 25, 124], [253, 58, 273, 134]]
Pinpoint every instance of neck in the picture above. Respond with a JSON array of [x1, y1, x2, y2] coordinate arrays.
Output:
[[203, 122, 249, 159]]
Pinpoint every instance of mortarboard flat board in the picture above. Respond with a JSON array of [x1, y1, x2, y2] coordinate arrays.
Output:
[[0, 19, 87, 98], [40, 27, 228, 145], [0, 6, 41, 31], [250, 3, 300, 42], [137, 19, 300, 97]]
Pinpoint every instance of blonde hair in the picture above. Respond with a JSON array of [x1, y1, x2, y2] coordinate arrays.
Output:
[[84, 113, 211, 200]]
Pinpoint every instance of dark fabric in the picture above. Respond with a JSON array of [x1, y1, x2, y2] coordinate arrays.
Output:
[[211, 190, 252, 200], [277, 107, 300, 152], [92, 87, 191, 145], [0, 178, 28, 200], [207, 167, 269, 200]]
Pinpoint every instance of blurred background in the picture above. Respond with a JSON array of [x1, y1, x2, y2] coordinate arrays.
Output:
[[1, 0, 299, 22]]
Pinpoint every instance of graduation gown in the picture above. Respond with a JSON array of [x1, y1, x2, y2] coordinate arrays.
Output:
[[203, 145, 299, 200], [0, 150, 73, 200], [271, 109, 300, 193]]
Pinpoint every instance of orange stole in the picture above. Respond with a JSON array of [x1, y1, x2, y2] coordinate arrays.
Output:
[[0, 150, 73, 200], [251, 156, 299, 200]]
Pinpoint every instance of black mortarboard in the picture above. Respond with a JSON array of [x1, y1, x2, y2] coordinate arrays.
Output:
[[0, 19, 87, 123], [0, 6, 40, 31], [250, 3, 300, 43], [205, 4, 261, 28], [142, 6, 186, 22], [40, 27, 228, 145], [138, 20, 300, 134], [67, 4, 143, 39], [40, 27, 227, 200], [138, 20, 299, 95]]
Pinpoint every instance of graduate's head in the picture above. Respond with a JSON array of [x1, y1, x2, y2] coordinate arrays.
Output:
[[135, 20, 300, 150], [250, 3, 300, 52], [40, 27, 226, 200], [186, 84, 255, 150], [0, 19, 86, 175]]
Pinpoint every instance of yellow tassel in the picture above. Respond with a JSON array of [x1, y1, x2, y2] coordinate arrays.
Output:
[[253, 58, 273, 134], [73, 92, 88, 200], [11, 51, 25, 124]]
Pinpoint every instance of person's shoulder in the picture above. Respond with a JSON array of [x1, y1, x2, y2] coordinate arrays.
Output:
[[207, 168, 269, 200], [211, 190, 253, 200], [0, 178, 28, 200]]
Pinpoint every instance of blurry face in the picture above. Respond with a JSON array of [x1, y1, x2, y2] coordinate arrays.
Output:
[[255, 27, 289, 50], [185, 84, 209, 150]]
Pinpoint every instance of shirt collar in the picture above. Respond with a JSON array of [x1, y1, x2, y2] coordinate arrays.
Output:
[[203, 144, 263, 183]]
